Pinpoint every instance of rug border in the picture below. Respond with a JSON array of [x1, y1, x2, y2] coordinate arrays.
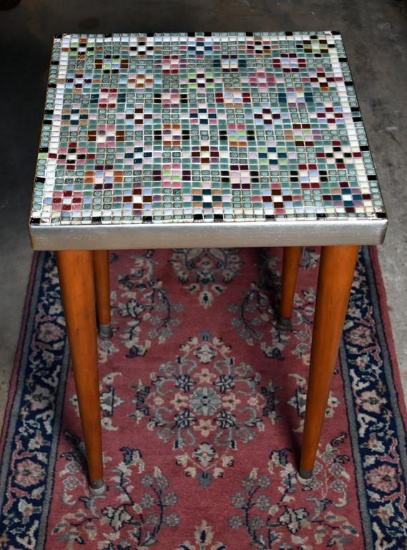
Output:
[[340, 245, 407, 548], [369, 245, 407, 419], [0, 252, 71, 548]]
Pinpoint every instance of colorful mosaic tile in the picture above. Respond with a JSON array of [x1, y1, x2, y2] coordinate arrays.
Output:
[[30, 32, 386, 226]]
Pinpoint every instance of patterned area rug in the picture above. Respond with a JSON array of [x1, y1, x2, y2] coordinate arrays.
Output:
[[1, 247, 406, 549]]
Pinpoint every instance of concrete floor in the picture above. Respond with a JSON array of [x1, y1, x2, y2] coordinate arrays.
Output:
[[0, 0, 406, 431]]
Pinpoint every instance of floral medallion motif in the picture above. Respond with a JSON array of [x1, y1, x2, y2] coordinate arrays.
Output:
[[170, 248, 242, 308], [132, 333, 272, 487]]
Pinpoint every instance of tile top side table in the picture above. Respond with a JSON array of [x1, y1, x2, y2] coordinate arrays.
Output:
[[29, 32, 387, 492]]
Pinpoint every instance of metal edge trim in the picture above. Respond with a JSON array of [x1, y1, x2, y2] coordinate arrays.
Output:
[[30, 218, 388, 250]]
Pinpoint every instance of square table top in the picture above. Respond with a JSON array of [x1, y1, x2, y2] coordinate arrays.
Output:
[[29, 32, 387, 250]]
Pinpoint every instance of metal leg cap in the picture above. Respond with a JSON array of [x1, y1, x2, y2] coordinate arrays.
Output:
[[297, 469, 313, 484], [99, 323, 113, 339], [277, 316, 292, 332], [90, 479, 108, 495]]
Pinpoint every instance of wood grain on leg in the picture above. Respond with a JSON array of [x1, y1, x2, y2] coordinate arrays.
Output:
[[56, 250, 105, 491], [93, 250, 112, 338], [299, 245, 359, 479], [278, 246, 302, 331]]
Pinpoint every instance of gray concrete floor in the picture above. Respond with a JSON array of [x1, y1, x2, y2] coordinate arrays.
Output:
[[0, 0, 406, 431]]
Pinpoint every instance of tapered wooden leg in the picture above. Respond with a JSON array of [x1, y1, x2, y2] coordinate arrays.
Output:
[[299, 245, 359, 479], [93, 250, 112, 338], [56, 250, 106, 493], [278, 246, 302, 331]]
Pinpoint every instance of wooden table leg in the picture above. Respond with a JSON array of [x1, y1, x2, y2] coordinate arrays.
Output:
[[93, 250, 113, 338], [299, 245, 359, 479], [278, 246, 302, 331], [56, 250, 106, 493]]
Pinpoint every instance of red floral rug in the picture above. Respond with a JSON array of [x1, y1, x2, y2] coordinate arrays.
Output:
[[1, 247, 407, 549]]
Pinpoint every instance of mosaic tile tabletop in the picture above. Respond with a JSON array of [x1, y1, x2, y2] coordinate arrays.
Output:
[[30, 32, 386, 236]]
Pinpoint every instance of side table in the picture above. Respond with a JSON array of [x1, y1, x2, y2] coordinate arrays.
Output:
[[30, 32, 387, 492]]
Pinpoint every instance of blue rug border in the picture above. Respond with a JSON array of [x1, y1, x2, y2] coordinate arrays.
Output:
[[0, 252, 70, 548], [340, 246, 407, 548]]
